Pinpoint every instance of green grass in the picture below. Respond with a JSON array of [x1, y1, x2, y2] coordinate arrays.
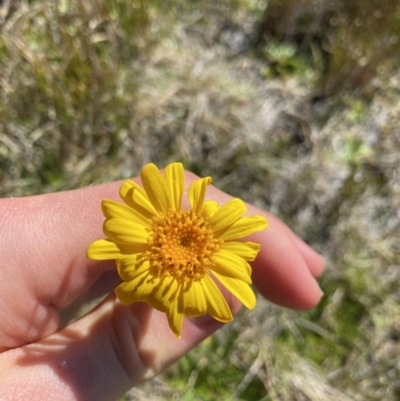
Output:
[[2, 1, 400, 400]]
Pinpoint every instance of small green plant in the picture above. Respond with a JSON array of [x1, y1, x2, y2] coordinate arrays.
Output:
[[261, 41, 313, 79], [259, 0, 400, 96]]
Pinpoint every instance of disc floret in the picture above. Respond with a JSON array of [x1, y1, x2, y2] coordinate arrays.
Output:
[[146, 209, 222, 282]]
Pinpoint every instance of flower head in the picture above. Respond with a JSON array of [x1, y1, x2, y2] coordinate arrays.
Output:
[[87, 163, 267, 337]]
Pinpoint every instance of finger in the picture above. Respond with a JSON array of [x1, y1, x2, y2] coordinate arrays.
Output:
[[59, 270, 121, 327], [200, 179, 324, 279], [0, 184, 121, 347], [250, 214, 323, 309], [290, 233, 325, 278], [0, 295, 239, 401], [202, 181, 324, 310]]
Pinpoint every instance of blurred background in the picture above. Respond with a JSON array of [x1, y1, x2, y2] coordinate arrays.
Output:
[[1, 0, 400, 400]]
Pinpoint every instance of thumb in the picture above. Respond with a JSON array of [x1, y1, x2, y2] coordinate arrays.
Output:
[[0, 294, 233, 401]]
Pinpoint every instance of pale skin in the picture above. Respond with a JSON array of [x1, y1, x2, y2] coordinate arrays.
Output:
[[0, 171, 324, 400]]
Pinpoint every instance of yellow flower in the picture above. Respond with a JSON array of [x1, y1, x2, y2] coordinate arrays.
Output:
[[87, 163, 268, 337]]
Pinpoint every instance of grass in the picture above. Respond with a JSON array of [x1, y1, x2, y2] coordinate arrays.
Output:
[[1, 0, 400, 400]]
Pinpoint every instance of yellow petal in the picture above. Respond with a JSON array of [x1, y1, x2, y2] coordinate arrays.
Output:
[[119, 180, 158, 219], [103, 218, 148, 244], [101, 199, 151, 227], [201, 200, 219, 220], [120, 180, 136, 200], [115, 272, 160, 305], [208, 198, 247, 234], [212, 249, 252, 283], [144, 297, 168, 313], [117, 274, 171, 312], [155, 276, 180, 308], [132, 187, 159, 218], [181, 280, 207, 317], [141, 163, 172, 213], [188, 176, 212, 215], [164, 163, 185, 211], [221, 241, 261, 262], [166, 295, 184, 338], [202, 274, 233, 322], [116, 255, 151, 281], [86, 239, 147, 260], [146, 275, 180, 312], [219, 215, 268, 241], [120, 180, 141, 207], [212, 272, 256, 310]]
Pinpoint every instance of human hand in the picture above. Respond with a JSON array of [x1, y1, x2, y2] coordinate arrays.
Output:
[[0, 171, 324, 400]]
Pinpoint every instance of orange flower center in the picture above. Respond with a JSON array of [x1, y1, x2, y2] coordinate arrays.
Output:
[[146, 209, 222, 282]]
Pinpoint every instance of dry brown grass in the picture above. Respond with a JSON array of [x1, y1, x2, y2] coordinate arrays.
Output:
[[259, 0, 400, 96]]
